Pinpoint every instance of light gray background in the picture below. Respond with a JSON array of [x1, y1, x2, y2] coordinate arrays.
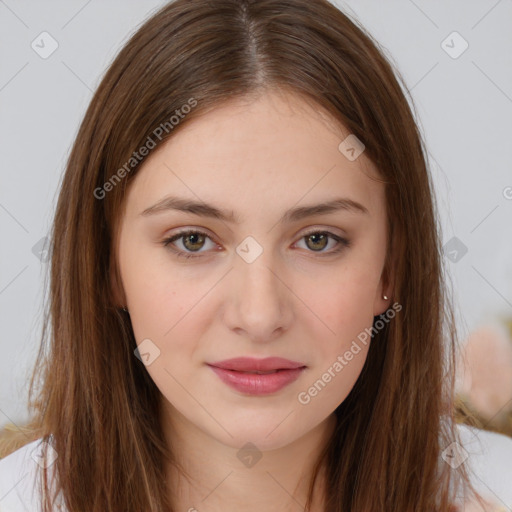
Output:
[[1, 0, 511, 427]]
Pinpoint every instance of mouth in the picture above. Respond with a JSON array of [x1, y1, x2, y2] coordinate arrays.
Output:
[[206, 357, 307, 395]]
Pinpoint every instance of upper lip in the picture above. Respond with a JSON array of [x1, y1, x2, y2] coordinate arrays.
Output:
[[208, 357, 306, 372]]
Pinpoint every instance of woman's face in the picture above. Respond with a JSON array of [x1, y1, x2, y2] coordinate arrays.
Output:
[[116, 89, 390, 451]]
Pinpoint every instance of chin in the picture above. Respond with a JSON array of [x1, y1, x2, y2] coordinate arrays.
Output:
[[207, 415, 305, 451], [221, 430, 296, 453]]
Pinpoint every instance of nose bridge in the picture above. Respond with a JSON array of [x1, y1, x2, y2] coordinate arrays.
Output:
[[228, 236, 291, 340], [237, 242, 282, 308]]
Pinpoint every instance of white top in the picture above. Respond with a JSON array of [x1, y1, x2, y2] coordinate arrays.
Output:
[[1, 425, 512, 511]]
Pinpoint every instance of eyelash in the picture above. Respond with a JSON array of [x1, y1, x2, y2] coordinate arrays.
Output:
[[162, 229, 351, 260]]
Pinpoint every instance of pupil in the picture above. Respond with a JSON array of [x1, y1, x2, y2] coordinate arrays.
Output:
[[308, 233, 327, 251], [185, 233, 204, 251]]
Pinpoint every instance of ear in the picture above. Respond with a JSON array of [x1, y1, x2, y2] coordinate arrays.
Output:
[[373, 270, 391, 316], [373, 236, 396, 317]]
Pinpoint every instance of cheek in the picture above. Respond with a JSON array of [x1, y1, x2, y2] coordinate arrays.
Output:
[[119, 240, 221, 368], [296, 279, 374, 413], [297, 343, 370, 415], [119, 240, 183, 340], [298, 253, 382, 403], [312, 262, 381, 340]]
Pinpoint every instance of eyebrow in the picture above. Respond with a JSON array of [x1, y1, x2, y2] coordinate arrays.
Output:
[[140, 195, 369, 223]]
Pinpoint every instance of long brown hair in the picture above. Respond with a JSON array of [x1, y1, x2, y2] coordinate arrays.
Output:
[[2, 0, 485, 510]]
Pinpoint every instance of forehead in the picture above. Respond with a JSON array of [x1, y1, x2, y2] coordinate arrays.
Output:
[[122, 89, 385, 221]]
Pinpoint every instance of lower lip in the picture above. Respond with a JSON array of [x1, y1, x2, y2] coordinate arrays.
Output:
[[208, 365, 306, 395]]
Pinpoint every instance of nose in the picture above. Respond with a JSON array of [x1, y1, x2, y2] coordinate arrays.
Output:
[[223, 250, 294, 344]]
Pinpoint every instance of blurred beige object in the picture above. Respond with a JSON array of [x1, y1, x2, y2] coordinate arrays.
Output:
[[456, 324, 512, 422], [463, 499, 509, 512], [463, 498, 508, 511]]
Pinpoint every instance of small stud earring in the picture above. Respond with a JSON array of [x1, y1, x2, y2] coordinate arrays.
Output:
[[122, 306, 128, 312], [383, 295, 388, 300]]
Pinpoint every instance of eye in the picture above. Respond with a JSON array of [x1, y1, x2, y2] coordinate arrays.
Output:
[[294, 230, 350, 256], [162, 230, 217, 259], [162, 229, 350, 260]]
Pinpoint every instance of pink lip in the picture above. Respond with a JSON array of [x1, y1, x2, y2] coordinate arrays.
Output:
[[207, 357, 307, 395]]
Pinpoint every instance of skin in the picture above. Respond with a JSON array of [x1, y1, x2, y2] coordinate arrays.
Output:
[[115, 88, 391, 511]]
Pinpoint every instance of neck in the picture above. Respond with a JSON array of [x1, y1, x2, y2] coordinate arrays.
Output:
[[161, 402, 336, 512]]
